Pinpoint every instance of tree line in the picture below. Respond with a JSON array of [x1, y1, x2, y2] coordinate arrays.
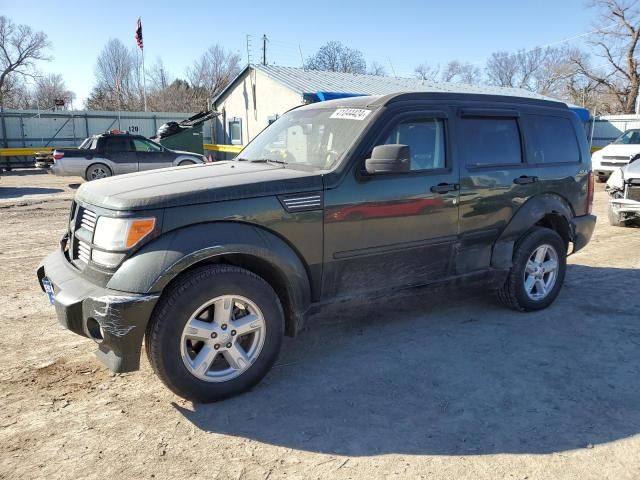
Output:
[[1, 0, 638, 114]]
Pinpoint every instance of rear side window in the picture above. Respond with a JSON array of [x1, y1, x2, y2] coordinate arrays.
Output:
[[104, 137, 133, 153], [527, 115, 580, 164], [459, 117, 522, 167]]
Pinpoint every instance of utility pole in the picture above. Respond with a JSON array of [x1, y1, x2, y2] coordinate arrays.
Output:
[[262, 34, 267, 65], [246, 34, 253, 65]]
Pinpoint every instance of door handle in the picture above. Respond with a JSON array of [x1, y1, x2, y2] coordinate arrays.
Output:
[[513, 175, 538, 185], [430, 183, 459, 194]]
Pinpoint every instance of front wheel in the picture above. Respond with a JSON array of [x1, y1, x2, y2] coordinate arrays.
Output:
[[496, 227, 567, 311], [146, 265, 284, 403], [178, 160, 196, 166]]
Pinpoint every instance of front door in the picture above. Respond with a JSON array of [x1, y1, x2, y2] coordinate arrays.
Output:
[[323, 110, 460, 298], [134, 138, 172, 171], [102, 136, 137, 175]]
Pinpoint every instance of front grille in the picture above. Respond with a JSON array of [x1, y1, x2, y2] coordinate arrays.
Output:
[[603, 156, 630, 161], [602, 161, 626, 167], [80, 208, 97, 232], [627, 186, 640, 202], [76, 240, 91, 264]]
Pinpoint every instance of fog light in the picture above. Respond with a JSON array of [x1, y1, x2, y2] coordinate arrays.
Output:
[[86, 317, 104, 342], [91, 249, 125, 268]]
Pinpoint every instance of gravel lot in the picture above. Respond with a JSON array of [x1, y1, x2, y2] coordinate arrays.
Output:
[[0, 169, 639, 480]]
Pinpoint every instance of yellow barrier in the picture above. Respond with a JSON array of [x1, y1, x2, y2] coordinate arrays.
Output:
[[590, 146, 603, 154], [0, 147, 53, 157], [204, 144, 243, 154], [1, 144, 242, 157]]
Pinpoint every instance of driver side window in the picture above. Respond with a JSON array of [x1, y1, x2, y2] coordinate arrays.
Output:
[[384, 118, 446, 171], [133, 138, 162, 153]]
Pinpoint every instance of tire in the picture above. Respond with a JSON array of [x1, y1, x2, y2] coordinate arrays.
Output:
[[607, 202, 625, 227], [178, 160, 195, 166], [85, 163, 112, 181], [146, 265, 284, 403], [496, 227, 567, 311]]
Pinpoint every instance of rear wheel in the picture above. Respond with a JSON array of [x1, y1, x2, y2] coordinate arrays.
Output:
[[85, 163, 112, 181], [496, 227, 567, 311], [146, 265, 284, 403]]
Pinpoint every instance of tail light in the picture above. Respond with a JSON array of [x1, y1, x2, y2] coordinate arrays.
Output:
[[52, 151, 64, 161], [586, 171, 594, 215]]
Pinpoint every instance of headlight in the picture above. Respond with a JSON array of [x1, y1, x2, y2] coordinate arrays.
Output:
[[93, 217, 156, 250]]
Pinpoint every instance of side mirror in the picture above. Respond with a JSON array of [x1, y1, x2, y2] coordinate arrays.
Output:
[[365, 144, 411, 174]]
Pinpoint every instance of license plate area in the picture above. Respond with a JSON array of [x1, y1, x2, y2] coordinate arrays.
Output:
[[42, 277, 55, 305]]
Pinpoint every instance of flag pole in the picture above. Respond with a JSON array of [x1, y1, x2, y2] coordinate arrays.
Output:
[[142, 44, 147, 112]]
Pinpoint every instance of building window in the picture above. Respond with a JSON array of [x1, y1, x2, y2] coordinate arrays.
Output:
[[228, 118, 242, 145]]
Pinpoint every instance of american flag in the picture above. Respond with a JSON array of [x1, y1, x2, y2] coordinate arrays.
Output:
[[135, 17, 143, 49]]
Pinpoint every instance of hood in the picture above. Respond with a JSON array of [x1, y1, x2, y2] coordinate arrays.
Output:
[[598, 144, 640, 157], [171, 149, 204, 157], [622, 159, 640, 179], [75, 161, 323, 211]]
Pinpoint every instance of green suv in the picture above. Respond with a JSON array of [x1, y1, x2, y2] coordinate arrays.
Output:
[[37, 93, 596, 402]]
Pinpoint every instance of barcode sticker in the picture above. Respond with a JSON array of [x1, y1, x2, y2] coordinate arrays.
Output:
[[330, 108, 372, 120]]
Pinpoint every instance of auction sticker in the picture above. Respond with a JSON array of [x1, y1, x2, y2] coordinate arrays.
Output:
[[330, 108, 372, 120]]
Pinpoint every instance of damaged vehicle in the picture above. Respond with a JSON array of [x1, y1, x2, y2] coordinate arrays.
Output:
[[605, 154, 640, 226], [37, 92, 596, 403]]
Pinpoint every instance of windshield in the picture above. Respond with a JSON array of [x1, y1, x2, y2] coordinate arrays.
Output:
[[78, 137, 97, 150], [237, 106, 375, 170], [613, 129, 640, 145]]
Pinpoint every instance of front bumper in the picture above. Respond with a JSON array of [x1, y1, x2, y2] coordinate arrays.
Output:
[[571, 214, 597, 253], [611, 198, 640, 215], [36, 243, 158, 373]]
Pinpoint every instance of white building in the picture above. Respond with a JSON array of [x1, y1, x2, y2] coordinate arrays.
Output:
[[211, 64, 562, 156]]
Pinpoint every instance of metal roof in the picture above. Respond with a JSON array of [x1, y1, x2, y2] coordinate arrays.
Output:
[[213, 64, 560, 103]]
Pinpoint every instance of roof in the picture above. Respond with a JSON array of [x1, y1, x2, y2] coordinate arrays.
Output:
[[213, 64, 562, 105], [296, 92, 566, 112]]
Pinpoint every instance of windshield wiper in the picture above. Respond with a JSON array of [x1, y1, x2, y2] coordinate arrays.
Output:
[[248, 158, 287, 165]]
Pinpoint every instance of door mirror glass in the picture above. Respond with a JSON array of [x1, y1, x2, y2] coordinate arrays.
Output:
[[365, 144, 411, 174]]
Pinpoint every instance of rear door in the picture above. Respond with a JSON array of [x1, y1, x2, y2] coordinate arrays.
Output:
[[322, 109, 460, 298], [102, 136, 137, 174], [456, 109, 540, 272], [133, 138, 173, 171]]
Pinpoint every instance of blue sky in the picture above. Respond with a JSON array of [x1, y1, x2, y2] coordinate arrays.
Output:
[[4, 0, 596, 106]]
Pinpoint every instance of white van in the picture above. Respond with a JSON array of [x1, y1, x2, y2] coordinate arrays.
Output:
[[592, 128, 640, 182]]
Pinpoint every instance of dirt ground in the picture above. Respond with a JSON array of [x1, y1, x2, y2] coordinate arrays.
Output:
[[0, 169, 639, 480]]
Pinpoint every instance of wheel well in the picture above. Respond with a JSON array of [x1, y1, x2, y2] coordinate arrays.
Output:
[[169, 254, 297, 337], [535, 213, 571, 247]]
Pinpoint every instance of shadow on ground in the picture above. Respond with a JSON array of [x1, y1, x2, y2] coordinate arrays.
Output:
[[0, 186, 64, 198], [175, 264, 640, 456]]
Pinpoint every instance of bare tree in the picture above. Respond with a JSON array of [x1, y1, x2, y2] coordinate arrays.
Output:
[[486, 47, 577, 97], [571, 0, 640, 113], [413, 62, 440, 81], [305, 41, 366, 74], [0, 16, 50, 108], [486, 51, 525, 88], [441, 60, 482, 84], [149, 58, 170, 91], [367, 61, 386, 76], [187, 45, 241, 105], [31, 73, 75, 109], [88, 38, 137, 110]]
